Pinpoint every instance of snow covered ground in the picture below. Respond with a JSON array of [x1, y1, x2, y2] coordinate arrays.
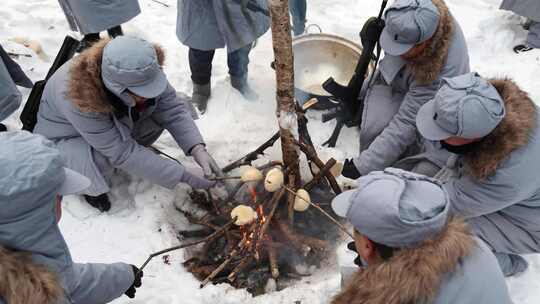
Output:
[[1, 0, 540, 303]]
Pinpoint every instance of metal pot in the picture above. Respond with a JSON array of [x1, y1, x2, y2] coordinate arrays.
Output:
[[292, 33, 369, 110]]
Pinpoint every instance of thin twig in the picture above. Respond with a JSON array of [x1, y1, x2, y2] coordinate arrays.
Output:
[[222, 131, 280, 173], [281, 186, 353, 239], [205, 190, 221, 215], [297, 141, 342, 194], [7, 52, 31, 58], [151, 146, 181, 164], [304, 158, 337, 191], [208, 176, 241, 181], [138, 217, 236, 275], [225, 182, 244, 202], [149, 0, 170, 7], [200, 238, 246, 287], [227, 255, 254, 282], [258, 188, 286, 241], [268, 245, 280, 279], [256, 161, 284, 171]]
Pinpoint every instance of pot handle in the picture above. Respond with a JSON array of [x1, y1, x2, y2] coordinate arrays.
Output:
[[304, 23, 323, 34]]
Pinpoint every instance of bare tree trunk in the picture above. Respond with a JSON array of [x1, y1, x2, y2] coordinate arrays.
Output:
[[268, 0, 300, 227]]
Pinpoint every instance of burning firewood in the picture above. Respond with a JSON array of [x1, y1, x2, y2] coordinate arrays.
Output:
[[268, 246, 280, 279]]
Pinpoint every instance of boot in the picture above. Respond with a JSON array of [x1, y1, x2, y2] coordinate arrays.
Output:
[[513, 44, 535, 54], [231, 75, 258, 101], [76, 33, 100, 53], [192, 82, 211, 114], [107, 26, 123, 38], [84, 193, 111, 212], [0, 123, 7, 132]]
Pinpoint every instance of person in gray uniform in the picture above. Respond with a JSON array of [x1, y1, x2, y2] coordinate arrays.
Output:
[[34, 37, 221, 212], [331, 168, 512, 304], [58, 0, 141, 51], [289, 0, 307, 36], [176, 0, 270, 112], [416, 72, 540, 276], [340, 0, 470, 180], [0, 44, 33, 131], [0, 131, 143, 303]]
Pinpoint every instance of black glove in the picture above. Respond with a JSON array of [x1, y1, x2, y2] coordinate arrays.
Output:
[[342, 159, 361, 179], [125, 265, 143, 299], [347, 241, 365, 267]]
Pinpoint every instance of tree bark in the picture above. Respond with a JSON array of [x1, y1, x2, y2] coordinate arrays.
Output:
[[268, 0, 301, 227]]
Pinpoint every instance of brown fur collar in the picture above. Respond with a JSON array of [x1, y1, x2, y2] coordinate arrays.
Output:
[[0, 246, 64, 304], [332, 218, 475, 304], [407, 0, 453, 85], [67, 38, 166, 113], [464, 78, 538, 180]]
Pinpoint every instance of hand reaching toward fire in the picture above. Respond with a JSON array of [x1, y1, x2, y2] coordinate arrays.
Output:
[[191, 144, 224, 179]]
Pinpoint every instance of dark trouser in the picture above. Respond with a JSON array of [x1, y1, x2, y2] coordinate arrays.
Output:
[[188, 44, 252, 85], [289, 0, 307, 36], [527, 21, 540, 48]]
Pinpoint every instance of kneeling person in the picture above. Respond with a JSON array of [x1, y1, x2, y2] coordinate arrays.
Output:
[[0, 131, 142, 303], [342, 0, 470, 179], [35, 36, 220, 211], [331, 169, 511, 304], [416, 72, 540, 276]]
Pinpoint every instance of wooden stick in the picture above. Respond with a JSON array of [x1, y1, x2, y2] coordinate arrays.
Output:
[[208, 176, 241, 181], [256, 161, 283, 171], [7, 52, 31, 58], [227, 255, 254, 282], [205, 190, 221, 215], [297, 141, 342, 194], [175, 207, 220, 231], [138, 217, 237, 275], [258, 188, 286, 241], [281, 186, 353, 239], [225, 182, 244, 202], [268, 246, 280, 279], [222, 132, 281, 173], [304, 158, 337, 191], [200, 238, 246, 287], [269, 0, 302, 230], [275, 221, 326, 254]]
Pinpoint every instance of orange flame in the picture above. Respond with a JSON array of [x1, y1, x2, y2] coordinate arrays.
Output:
[[249, 186, 258, 204], [257, 205, 266, 223]]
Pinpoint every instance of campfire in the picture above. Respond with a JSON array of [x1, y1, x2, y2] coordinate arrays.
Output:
[[173, 122, 347, 295]]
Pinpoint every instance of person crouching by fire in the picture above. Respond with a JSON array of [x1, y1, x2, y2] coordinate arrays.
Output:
[[34, 36, 222, 212], [341, 0, 470, 180], [330, 168, 512, 304], [416, 72, 540, 277]]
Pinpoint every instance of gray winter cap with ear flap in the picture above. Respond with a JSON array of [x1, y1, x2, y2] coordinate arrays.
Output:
[[332, 168, 449, 248], [0, 131, 90, 211], [416, 72, 506, 141], [101, 36, 168, 99], [380, 0, 441, 56]]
